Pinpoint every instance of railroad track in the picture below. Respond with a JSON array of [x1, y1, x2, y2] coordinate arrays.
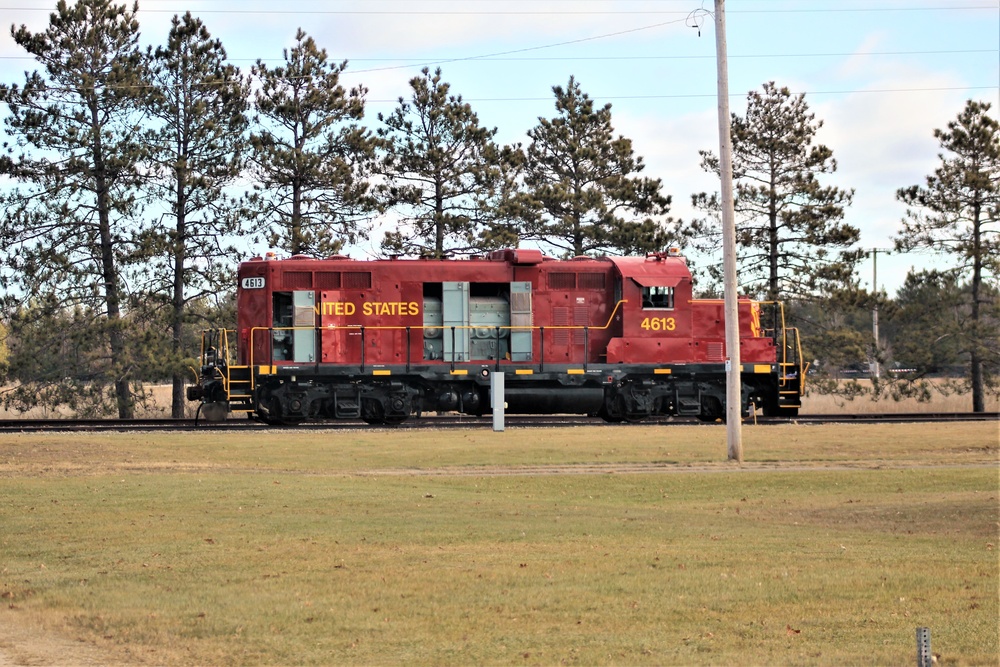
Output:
[[0, 412, 996, 433]]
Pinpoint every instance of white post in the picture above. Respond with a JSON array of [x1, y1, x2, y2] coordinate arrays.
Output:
[[491, 372, 505, 432], [715, 0, 743, 462]]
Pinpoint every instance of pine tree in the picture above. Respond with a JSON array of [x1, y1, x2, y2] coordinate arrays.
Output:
[[0, 0, 149, 418], [887, 271, 967, 374], [686, 82, 860, 301], [377, 67, 514, 258], [0, 320, 9, 380], [248, 29, 377, 257], [520, 77, 673, 257], [146, 12, 250, 417], [896, 100, 999, 412]]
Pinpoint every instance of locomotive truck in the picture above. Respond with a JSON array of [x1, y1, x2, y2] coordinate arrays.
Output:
[[187, 248, 805, 424]]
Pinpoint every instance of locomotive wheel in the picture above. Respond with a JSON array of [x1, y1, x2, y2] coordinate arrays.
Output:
[[600, 393, 649, 423], [361, 409, 385, 425], [598, 394, 627, 423], [255, 391, 304, 426], [382, 414, 408, 425], [697, 396, 724, 422], [361, 398, 397, 425], [617, 392, 650, 423]]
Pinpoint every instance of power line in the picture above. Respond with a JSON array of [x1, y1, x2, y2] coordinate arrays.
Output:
[[362, 85, 1000, 104], [3, 83, 993, 105], [1, 4, 997, 14], [2, 49, 996, 63]]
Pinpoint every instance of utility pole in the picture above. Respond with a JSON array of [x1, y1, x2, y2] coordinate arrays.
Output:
[[869, 248, 891, 379], [714, 0, 742, 462]]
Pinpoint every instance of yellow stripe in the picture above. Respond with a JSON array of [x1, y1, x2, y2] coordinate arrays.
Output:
[[373, 369, 391, 376], [258, 365, 274, 375], [515, 369, 534, 375], [754, 364, 771, 374], [567, 369, 585, 375], [450, 369, 469, 375], [654, 368, 672, 375]]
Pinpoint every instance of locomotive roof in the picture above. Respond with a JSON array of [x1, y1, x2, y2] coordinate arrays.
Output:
[[608, 255, 691, 287], [242, 249, 691, 285]]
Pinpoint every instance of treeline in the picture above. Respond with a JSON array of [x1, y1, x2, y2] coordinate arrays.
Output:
[[0, 0, 996, 417]]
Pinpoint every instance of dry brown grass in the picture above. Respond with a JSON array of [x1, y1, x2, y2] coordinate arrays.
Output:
[[0, 424, 997, 666], [802, 378, 1000, 414], [0, 384, 197, 419]]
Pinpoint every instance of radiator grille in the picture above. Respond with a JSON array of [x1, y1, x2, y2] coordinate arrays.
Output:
[[548, 273, 576, 290], [316, 272, 341, 290], [577, 272, 606, 290], [283, 271, 312, 289], [343, 272, 372, 289]]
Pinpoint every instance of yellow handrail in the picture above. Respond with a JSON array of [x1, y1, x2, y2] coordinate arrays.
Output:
[[246, 299, 631, 371], [304, 299, 629, 333]]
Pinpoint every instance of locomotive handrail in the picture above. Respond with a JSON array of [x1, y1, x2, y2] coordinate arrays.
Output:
[[755, 300, 806, 394], [228, 296, 804, 388], [247, 299, 631, 371], [306, 299, 629, 333], [198, 327, 238, 384]]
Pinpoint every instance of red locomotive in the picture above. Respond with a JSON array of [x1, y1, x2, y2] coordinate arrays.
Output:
[[188, 248, 805, 424]]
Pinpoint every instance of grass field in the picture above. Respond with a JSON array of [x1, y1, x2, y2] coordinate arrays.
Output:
[[0, 423, 997, 666]]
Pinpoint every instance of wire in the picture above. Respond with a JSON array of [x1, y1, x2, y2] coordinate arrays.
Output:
[[4, 83, 992, 106], [360, 85, 999, 105], [347, 18, 690, 74], [1, 4, 997, 14], [3, 49, 996, 63]]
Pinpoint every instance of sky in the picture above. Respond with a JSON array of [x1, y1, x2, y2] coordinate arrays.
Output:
[[1, 0, 997, 297]]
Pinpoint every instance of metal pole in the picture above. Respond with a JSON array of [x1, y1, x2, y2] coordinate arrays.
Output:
[[715, 0, 743, 462], [872, 249, 880, 379], [916, 627, 932, 667]]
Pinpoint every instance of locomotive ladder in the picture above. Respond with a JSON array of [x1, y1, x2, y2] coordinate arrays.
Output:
[[760, 302, 807, 410], [201, 329, 254, 414], [777, 326, 806, 409], [224, 365, 254, 414]]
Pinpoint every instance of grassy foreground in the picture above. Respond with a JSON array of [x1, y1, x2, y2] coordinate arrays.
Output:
[[0, 423, 997, 666]]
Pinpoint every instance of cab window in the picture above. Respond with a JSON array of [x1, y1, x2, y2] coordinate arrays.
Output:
[[642, 286, 674, 309]]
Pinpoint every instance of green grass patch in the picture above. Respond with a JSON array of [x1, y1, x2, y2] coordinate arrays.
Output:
[[0, 423, 997, 665]]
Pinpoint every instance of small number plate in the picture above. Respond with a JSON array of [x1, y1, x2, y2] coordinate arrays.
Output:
[[241, 277, 265, 289]]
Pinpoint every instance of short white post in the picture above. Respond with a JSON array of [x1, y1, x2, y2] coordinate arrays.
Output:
[[491, 372, 505, 432]]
